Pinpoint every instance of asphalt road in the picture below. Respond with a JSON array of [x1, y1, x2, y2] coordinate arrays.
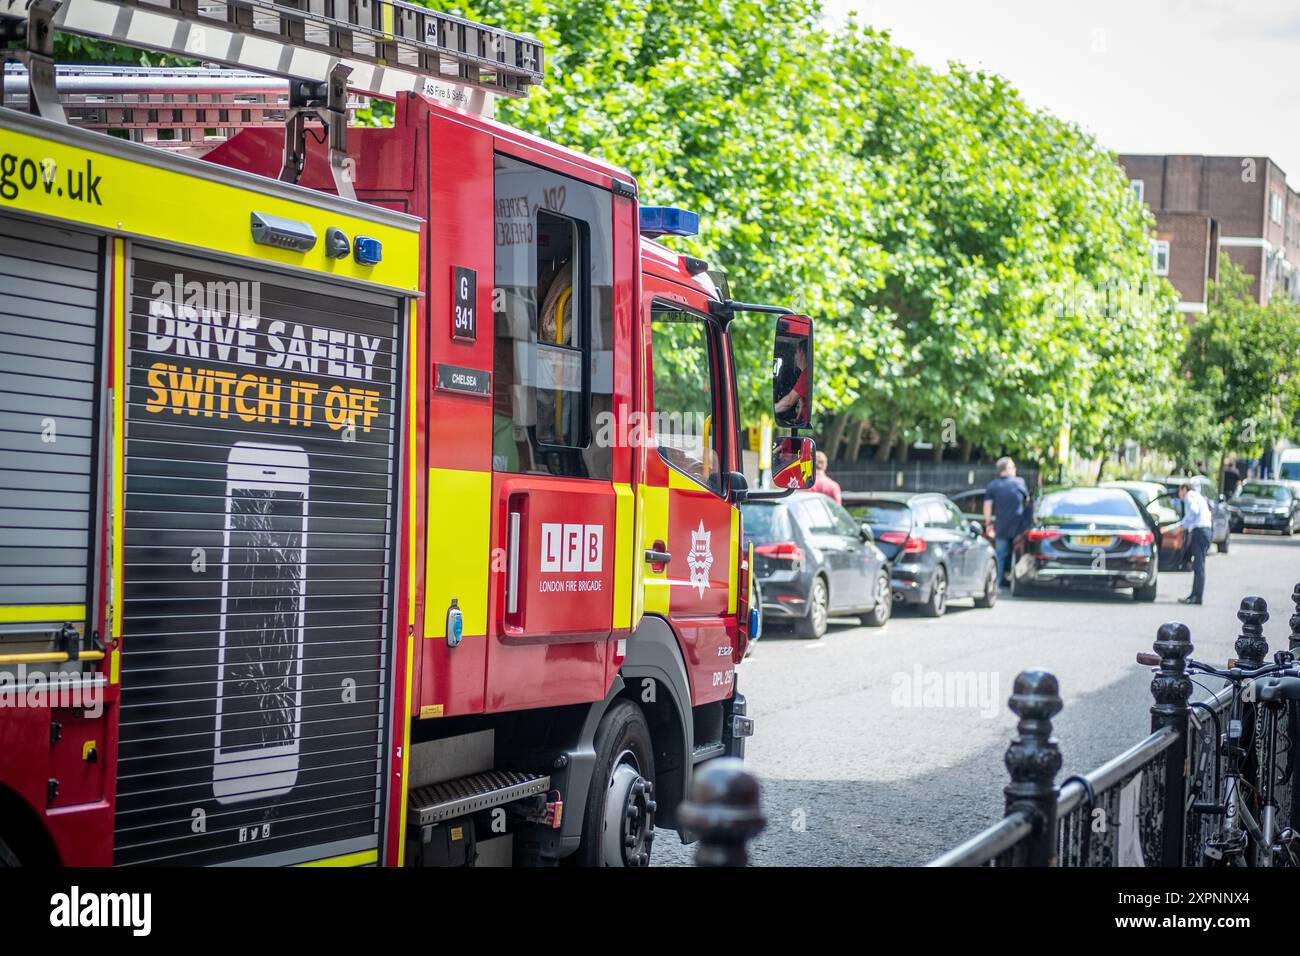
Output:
[[653, 532, 1300, 866]]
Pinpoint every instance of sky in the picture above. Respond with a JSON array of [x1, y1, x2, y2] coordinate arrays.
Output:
[[823, 0, 1300, 176]]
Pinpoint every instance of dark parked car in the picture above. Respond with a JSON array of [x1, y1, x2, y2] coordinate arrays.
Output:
[[1228, 480, 1300, 534], [1011, 487, 1158, 601], [741, 491, 892, 639], [843, 491, 998, 617], [1144, 475, 1231, 552]]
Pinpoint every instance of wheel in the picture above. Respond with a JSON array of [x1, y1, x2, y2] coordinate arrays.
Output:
[[920, 566, 948, 618], [794, 576, 829, 639], [0, 835, 19, 867], [574, 700, 657, 867], [1133, 578, 1158, 602], [859, 570, 892, 627], [1218, 533, 1230, 554], [973, 560, 998, 608]]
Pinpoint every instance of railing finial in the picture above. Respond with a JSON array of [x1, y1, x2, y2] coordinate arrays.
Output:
[[1003, 670, 1063, 866], [1235, 595, 1269, 668]]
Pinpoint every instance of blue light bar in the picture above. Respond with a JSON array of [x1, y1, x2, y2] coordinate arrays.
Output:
[[639, 206, 700, 237]]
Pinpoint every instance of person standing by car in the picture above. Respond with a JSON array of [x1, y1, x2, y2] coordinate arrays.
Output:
[[811, 450, 842, 504], [1222, 457, 1241, 498], [1178, 480, 1213, 605], [983, 457, 1030, 591]]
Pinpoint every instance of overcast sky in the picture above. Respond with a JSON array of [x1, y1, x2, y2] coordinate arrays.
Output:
[[824, 0, 1300, 176]]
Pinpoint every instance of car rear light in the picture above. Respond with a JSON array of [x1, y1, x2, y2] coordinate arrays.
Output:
[[1025, 529, 1061, 543], [755, 542, 805, 566], [1119, 531, 1154, 545], [878, 530, 924, 553]]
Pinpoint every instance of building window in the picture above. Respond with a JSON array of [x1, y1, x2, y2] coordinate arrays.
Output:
[[1130, 180, 1144, 205], [1151, 240, 1170, 276], [492, 153, 615, 480], [1271, 192, 1284, 225]]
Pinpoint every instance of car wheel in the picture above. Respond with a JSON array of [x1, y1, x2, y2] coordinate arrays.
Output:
[[860, 571, 892, 627], [574, 700, 656, 867], [973, 560, 998, 608], [920, 566, 948, 618], [1133, 579, 1159, 602], [0, 835, 19, 867], [1217, 533, 1229, 554], [795, 576, 829, 639]]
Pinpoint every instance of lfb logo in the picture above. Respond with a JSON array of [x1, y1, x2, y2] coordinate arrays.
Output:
[[540, 523, 604, 573]]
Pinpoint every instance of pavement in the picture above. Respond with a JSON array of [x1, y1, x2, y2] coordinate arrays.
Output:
[[652, 532, 1300, 866]]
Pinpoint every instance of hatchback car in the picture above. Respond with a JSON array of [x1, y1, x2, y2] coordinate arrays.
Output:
[[1229, 480, 1300, 534], [741, 491, 892, 639], [843, 491, 998, 617], [1011, 487, 1158, 600]]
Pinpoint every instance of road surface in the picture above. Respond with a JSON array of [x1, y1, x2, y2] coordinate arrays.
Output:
[[654, 532, 1300, 866]]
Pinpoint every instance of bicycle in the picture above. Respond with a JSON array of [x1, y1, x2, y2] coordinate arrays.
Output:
[[1137, 649, 1300, 866]]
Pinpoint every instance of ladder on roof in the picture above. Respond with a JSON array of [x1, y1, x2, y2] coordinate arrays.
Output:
[[0, 0, 544, 196]]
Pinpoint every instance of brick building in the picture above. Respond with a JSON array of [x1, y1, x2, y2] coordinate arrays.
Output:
[[1118, 154, 1300, 313]]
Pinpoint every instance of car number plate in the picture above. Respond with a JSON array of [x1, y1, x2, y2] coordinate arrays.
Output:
[[1245, 515, 1266, 524], [1074, 535, 1113, 546]]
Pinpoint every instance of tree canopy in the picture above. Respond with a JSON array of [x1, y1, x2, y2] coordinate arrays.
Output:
[[57, 0, 1188, 465]]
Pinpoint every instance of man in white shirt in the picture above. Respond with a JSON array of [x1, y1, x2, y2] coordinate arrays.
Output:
[[1178, 481, 1213, 605]]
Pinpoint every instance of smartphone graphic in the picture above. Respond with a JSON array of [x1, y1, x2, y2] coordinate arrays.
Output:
[[214, 441, 310, 804]]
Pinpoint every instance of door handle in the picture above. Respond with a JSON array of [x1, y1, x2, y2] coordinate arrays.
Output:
[[506, 510, 522, 615], [645, 541, 671, 570]]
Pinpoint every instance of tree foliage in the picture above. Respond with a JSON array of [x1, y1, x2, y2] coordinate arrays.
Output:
[[442, 0, 1181, 462], [1150, 255, 1300, 470], [57, 0, 1186, 464]]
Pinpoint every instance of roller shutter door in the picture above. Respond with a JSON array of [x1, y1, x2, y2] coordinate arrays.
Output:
[[114, 251, 403, 866], [0, 215, 100, 645]]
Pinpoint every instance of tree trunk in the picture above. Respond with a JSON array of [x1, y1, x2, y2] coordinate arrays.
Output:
[[824, 412, 849, 464], [959, 438, 973, 463], [874, 418, 898, 462], [846, 418, 865, 462]]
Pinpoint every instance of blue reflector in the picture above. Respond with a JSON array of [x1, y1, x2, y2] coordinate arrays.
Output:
[[639, 206, 699, 237], [354, 235, 383, 265]]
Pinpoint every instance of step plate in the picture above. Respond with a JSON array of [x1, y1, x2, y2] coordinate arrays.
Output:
[[408, 770, 549, 827]]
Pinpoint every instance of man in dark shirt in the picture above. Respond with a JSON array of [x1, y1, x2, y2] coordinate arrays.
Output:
[[1222, 457, 1241, 498], [983, 457, 1030, 591]]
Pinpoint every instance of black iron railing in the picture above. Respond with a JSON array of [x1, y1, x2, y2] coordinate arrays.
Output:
[[930, 588, 1300, 868]]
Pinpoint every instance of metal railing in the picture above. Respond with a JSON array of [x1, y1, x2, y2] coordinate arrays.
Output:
[[831, 462, 1040, 497], [930, 587, 1300, 867]]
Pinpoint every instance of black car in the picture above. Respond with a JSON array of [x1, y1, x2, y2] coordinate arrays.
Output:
[[741, 491, 892, 639], [843, 491, 998, 617], [1228, 479, 1300, 534], [1011, 487, 1158, 601]]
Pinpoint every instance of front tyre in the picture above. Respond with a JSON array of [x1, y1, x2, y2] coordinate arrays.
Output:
[[0, 835, 19, 867], [575, 700, 657, 867]]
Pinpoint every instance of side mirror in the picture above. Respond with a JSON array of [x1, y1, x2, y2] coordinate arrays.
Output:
[[772, 314, 814, 429], [860, 523, 874, 543], [771, 436, 816, 491], [968, 520, 984, 536]]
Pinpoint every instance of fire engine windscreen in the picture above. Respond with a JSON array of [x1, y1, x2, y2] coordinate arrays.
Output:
[[492, 154, 614, 480]]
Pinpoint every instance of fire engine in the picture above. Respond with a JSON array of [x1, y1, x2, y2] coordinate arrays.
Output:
[[0, 0, 816, 867]]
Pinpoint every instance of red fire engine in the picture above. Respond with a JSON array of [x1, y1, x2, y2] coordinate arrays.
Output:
[[0, 0, 816, 866]]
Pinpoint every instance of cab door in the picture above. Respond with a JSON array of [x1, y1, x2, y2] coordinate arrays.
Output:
[[639, 290, 738, 704]]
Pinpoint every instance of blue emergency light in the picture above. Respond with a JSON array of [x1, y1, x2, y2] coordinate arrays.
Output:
[[353, 235, 383, 265], [639, 206, 700, 237]]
